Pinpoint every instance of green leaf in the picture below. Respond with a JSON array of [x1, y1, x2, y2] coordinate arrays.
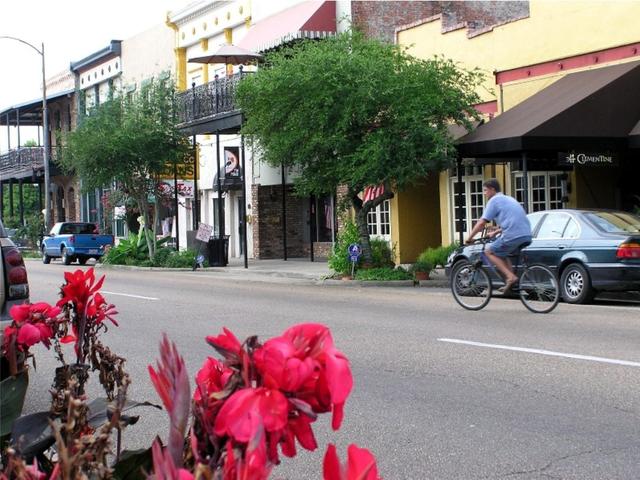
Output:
[[86, 397, 162, 429], [112, 447, 154, 480], [0, 371, 29, 437], [11, 411, 56, 458]]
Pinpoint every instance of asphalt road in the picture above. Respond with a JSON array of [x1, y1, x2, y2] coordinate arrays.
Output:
[[21, 261, 640, 479]]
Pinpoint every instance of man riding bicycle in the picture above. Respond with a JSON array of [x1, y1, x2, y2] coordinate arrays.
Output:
[[465, 179, 532, 294]]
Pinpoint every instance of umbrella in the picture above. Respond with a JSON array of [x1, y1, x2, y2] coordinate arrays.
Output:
[[188, 44, 262, 65]]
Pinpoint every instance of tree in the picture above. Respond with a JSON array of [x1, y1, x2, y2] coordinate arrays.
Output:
[[236, 30, 484, 263], [59, 78, 191, 257]]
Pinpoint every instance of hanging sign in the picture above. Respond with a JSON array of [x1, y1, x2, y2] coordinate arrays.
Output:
[[558, 152, 618, 167], [195, 222, 213, 242]]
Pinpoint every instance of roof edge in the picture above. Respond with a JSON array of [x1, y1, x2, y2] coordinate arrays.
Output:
[[70, 40, 122, 72]]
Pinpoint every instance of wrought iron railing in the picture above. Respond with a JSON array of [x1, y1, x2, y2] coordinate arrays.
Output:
[[176, 72, 252, 126], [0, 147, 44, 179]]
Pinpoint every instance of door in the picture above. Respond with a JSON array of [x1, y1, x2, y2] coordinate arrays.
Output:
[[527, 212, 579, 274], [237, 197, 244, 256]]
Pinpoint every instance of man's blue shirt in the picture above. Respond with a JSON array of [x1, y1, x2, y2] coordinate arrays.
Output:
[[482, 193, 532, 241]]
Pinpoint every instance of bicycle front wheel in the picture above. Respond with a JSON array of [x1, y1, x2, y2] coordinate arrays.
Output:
[[451, 261, 492, 311], [518, 264, 560, 313]]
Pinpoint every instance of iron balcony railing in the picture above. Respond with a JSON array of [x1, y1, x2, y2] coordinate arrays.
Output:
[[176, 72, 252, 126], [0, 147, 44, 179]]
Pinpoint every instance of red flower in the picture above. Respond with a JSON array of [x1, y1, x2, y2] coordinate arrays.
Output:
[[206, 327, 243, 362], [323, 444, 381, 480], [151, 438, 194, 480], [256, 323, 353, 430], [223, 439, 272, 480], [214, 387, 288, 443], [149, 334, 191, 467], [2, 302, 60, 353], [194, 357, 233, 402], [56, 268, 105, 314]]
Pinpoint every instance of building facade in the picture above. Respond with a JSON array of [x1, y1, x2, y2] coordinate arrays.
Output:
[[396, 0, 640, 249]]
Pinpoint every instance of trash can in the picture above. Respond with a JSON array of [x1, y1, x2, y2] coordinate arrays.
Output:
[[207, 235, 229, 266]]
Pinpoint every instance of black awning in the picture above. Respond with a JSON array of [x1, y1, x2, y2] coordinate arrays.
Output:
[[458, 60, 640, 157]]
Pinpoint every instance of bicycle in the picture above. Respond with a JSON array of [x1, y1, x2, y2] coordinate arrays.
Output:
[[450, 237, 560, 314]]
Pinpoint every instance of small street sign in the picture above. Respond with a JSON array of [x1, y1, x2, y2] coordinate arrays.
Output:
[[348, 243, 362, 262], [195, 222, 213, 242]]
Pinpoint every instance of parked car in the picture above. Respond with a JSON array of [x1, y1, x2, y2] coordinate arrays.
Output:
[[5, 228, 28, 250], [41, 222, 114, 265], [446, 209, 640, 304], [0, 218, 30, 342]]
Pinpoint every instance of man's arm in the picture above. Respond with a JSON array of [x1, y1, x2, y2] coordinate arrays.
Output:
[[466, 218, 488, 244]]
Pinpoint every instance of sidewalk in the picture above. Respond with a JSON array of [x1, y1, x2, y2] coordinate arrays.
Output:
[[92, 256, 450, 287]]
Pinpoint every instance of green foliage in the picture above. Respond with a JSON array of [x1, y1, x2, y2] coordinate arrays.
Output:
[[369, 238, 395, 268], [328, 220, 361, 275], [236, 29, 483, 264], [16, 213, 45, 248], [163, 249, 200, 268], [58, 77, 191, 258], [237, 30, 483, 195], [1, 184, 40, 220], [103, 234, 147, 265], [409, 260, 434, 274], [354, 267, 412, 281], [418, 242, 460, 269]]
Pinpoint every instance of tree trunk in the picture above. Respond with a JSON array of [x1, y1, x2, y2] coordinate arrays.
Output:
[[350, 185, 395, 267], [136, 195, 155, 259]]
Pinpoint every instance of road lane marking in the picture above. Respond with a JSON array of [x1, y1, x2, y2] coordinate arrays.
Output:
[[437, 338, 640, 367], [102, 291, 158, 301]]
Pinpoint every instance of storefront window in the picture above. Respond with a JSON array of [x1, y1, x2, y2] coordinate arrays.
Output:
[[367, 200, 391, 241], [450, 166, 484, 240], [513, 171, 564, 212]]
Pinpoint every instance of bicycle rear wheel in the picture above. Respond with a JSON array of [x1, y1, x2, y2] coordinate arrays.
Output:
[[451, 261, 492, 311], [518, 264, 560, 313]]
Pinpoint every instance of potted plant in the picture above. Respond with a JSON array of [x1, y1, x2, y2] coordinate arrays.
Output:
[[410, 260, 434, 281]]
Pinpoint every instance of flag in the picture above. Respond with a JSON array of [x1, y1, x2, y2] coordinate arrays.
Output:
[[362, 184, 385, 203]]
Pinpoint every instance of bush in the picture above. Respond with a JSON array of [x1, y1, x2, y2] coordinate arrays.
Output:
[[152, 247, 174, 266], [370, 238, 395, 268], [164, 249, 199, 268], [409, 260, 434, 274], [418, 242, 460, 269], [328, 220, 360, 275], [354, 267, 412, 281]]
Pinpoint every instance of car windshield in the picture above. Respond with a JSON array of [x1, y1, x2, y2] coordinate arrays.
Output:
[[585, 212, 640, 234]]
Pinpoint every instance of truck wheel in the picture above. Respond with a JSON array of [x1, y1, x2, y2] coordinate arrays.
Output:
[[61, 247, 73, 266], [78, 257, 88, 265], [42, 247, 51, 264]]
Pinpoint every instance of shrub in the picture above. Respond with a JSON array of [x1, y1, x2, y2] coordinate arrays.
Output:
[[370, 238, 395, 268], [354, 266, 412, 281], [409, 260, 434, 274], [418, 242, 460, 269], [164, 249, 200, 268], [152, 246, 174, 266], [328, 220, 360, 275]]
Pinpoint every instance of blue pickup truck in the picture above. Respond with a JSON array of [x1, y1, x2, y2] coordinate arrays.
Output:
[[42, 222, 114, 265]]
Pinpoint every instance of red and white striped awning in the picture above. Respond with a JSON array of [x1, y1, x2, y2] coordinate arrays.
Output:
[[238, 1, 336, 53]]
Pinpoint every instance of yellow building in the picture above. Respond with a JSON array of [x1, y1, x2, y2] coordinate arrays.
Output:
[[393, 0, 640, 254]]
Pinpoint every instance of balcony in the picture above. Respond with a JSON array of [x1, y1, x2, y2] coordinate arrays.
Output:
[[176, 72, 251, 135], [0, 147, 44, 180]]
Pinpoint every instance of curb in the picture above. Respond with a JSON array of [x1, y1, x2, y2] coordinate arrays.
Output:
[[319, 279, 448, 288]]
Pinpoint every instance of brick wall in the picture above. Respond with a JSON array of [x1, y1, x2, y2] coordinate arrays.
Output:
[[351, 1, 529, 43], [252, 184, 308, 259]]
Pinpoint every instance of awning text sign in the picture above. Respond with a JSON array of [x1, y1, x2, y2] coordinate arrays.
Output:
[[558, 152, 618, 167]]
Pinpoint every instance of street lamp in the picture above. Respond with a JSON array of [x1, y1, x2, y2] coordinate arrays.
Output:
[[0, 36, 51, 229]]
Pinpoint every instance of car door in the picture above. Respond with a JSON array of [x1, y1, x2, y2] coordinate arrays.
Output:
[[527, 212, 578, 275]]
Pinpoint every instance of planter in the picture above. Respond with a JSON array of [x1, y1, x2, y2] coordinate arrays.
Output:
[[413, 271, 430, 281]]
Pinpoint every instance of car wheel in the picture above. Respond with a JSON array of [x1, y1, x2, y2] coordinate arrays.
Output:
[[42, 247, 51, 264], [61, 247, 73, 266], [560, 263, 594, 304]]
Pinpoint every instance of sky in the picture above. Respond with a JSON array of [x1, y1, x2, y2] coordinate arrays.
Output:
[[0, 0, 187, 151]]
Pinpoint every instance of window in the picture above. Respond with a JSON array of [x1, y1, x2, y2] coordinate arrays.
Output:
[[367, 200, 391, 241], [536, 213, 571, 239], [513, 171, 565, 212], [450, 165, 484, 240], [527, 212, 546, 236]]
